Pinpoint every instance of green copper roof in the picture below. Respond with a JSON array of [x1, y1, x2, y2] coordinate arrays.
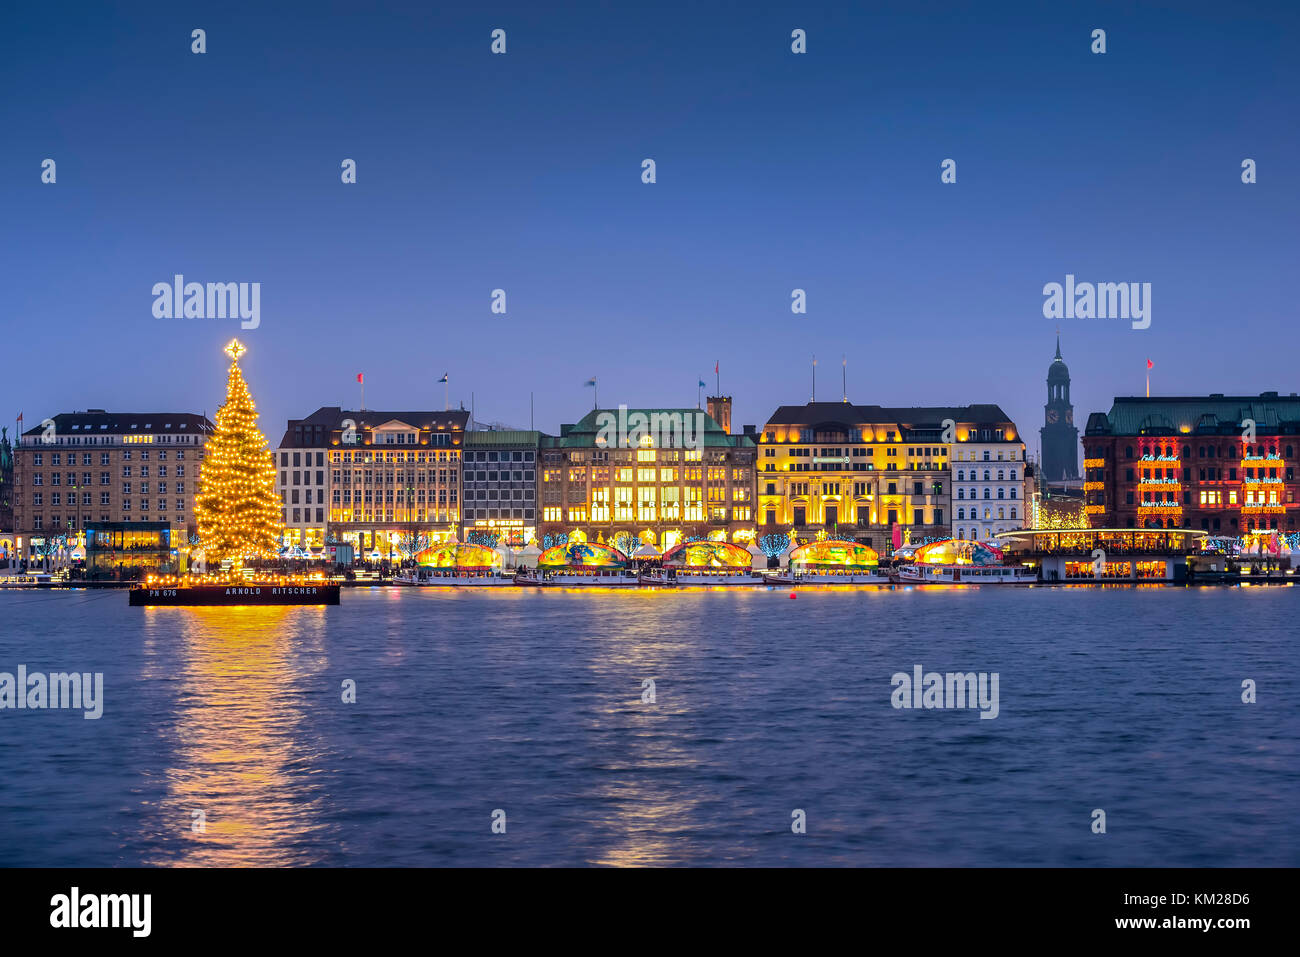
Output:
[[549, 408, 754, 448], [1087, 394, 1300, 435], [463, 430, 543, 447]]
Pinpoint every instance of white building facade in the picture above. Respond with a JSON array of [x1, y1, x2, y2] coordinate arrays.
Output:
[[951, 435, 1029, 541]]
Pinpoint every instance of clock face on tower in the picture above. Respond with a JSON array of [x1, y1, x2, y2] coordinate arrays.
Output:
[[1046, 409, 1059, 423]]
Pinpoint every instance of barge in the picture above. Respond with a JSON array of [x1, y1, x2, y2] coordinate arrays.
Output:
[[129, 583, 340, 605]]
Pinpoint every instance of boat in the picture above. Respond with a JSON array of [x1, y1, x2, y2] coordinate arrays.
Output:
[[514, 567, 640, 587], [762, 539, 890, 586], [892, 539, 1036, 586], [640, 540, 763, 587], [762, 569, 890, 585], [639, 567, 761, 586], [514, 541, 640, 587], [394, 542, 516, 587], [0, 572, 54, 588], [129, 582, 340, 605], [894, 563, 1036, 585], [395, 569, 516, 587]]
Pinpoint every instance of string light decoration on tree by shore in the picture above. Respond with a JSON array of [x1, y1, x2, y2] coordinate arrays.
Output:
[[195, 339, 281, 565]]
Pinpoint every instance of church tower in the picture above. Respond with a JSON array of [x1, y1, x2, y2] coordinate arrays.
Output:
[[1039, 335, 1080, 481]]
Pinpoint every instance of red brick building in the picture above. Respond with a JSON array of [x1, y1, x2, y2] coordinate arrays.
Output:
[[1082, 393, 1300, 536]]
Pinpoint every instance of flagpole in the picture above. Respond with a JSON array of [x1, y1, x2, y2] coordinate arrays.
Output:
[[811, 355, 817, 402], [444, 374, 449, 412], [360, 376, 365, 411], [715, 360, 719, 396], [842, 355, 847, 402]]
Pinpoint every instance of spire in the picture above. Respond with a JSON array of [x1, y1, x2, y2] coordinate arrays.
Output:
[[1054, 328, 1062, 360]]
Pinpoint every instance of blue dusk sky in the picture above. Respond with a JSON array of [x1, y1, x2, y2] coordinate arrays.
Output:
[[2, 0, 1296, 451]]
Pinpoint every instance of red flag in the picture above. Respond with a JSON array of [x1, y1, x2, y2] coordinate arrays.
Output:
[[357, 373, 364, 383], [714, 360, 719, 374], [15, 412, 21, 424], [1146, 359, 1153, 370]]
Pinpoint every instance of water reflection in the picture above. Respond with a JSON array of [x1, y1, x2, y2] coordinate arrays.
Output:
[[142, 607, 329, 866], [581, 598, 705, 866]]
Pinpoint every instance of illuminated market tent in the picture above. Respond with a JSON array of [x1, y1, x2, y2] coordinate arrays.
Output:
[[537, 542, 629, 568], [1238, 530, 1292, 557], [913, 539, 1004, 566], [414, 542, 500, 569], [788, 540, 879, 570], [661, 540, 753, 568]]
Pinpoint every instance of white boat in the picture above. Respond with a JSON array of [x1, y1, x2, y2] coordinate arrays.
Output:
[[894, 563, 1036, 585], [639, 568, 762, 587], [761, 570, 891, 586], [513, 568, 641, 587], [0, 573, 54, 588], [395, 570, 516, 587]]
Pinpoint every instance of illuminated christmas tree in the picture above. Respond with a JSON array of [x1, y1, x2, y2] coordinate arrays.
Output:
[[195, 340, 281, 566]]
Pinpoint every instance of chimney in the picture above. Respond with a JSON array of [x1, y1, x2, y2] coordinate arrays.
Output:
[[706, 395, 732, 433]]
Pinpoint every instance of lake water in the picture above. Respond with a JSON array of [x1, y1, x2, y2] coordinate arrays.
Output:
[[1, 585, 1296, 866]]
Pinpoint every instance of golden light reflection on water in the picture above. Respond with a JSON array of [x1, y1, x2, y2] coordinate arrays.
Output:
[[141, 606, 329, 866], [579, 603, 706, 867]]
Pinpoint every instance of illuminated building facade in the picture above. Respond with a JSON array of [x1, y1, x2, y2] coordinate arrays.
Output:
[[996, 527, 1206, 583], [1083, 393, 1300, 534], [537, 407, 757, 551], [276, 407, 468, 557], [952, 431, 1030, 541], [757, 402, 1023, 550], [11, 410, 212, 566], [461, 430, 543, 547]]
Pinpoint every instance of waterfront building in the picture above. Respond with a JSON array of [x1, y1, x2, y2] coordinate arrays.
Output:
[[1040, 336, 1081, 483], [757, 402, 1024, 551], [276, 406, 469, 560], [84, 520, 176, 580], [996, 527, 1208, 583], [0, 428, 12, 564], [537, 403, 757, 553], [460, 430, 544, 547], [952, 426, 1030, 541], [11, 410, 212, 567], [1082, 393, 1300, 534]]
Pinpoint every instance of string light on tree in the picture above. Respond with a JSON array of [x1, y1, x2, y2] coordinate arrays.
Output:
[[195, 339, 281, 566]]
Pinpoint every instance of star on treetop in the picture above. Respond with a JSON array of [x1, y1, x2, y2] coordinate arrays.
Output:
[[224, 339, 247, 361]]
